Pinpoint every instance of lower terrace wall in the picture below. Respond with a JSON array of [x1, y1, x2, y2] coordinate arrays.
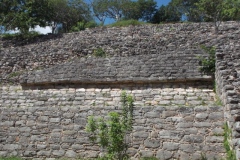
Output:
[[1, 82, 214, 108], [0, 82, 226, 159]]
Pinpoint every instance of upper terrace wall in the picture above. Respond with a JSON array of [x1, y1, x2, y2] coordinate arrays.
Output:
[[1, 22, 239, 84]]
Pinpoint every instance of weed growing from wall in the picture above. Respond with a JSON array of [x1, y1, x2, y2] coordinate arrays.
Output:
[[86, 91, 134, 160], [94, 48, 107, 58], [198, 45, 216, 77], [224, 122, 236, 160]]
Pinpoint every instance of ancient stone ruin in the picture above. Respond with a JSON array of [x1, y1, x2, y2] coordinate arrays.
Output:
[[0, 22, 240, 159]]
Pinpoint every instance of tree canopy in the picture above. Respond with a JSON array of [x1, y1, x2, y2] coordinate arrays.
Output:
[[0, 0, 91, 33], [90, 0, 157, 23], [1, 0, 240, 34]]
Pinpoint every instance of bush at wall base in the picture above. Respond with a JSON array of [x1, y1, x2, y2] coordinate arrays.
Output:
[[86, 91, 134, 160]]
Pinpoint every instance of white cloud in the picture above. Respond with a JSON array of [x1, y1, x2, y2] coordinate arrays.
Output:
[[31, 25, 52, 34], [4, 25, 52, 34]]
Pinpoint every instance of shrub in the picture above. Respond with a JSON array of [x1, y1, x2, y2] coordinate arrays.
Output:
[[198, 45, 216, 77], [86, 91, 134, 160], [94, 48, 107, 57], [71, 21, 98, 32]]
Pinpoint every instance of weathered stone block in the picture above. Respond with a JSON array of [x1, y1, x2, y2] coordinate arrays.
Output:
[[52, 150, 65, 157], [179, 144, 194, 153], [206, 136, 224, 143], [177, 122, 193, 128], [23, 151, 37, 157], [159, 130, 183, 140], [195, 113, 208, 121], [182, 135, 204, 143], [3, 144, 20, 150], [162, 111, 177, 118], [156, 150, 172, 160], [144, 139, 160, 148], [65, 150, 77, 158], [37, 150, 51, 156], [163, 142, 179, 151], [139, 150, 154, 158], [133, 131, 149, 138]]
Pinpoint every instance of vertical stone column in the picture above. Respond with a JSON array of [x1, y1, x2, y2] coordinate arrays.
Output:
[[215, 47, 240, 159]]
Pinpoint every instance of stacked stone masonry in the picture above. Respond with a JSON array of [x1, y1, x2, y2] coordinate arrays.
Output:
[[0, 21, 240, 159], [1, 22, 238, 84], [1, 83, 215, 108], [0, 85, 225, 159]]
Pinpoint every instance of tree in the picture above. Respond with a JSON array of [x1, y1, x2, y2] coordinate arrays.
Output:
[[0, 0, 51, 33], [86, 91, 134, 160], [168, 0, 201, 22], [48, 0, 91, 33], [0, 0, 91, 34], [90, 0, 157, 24], [194, 0, 233, 32], [223, 0, 240, 21], [151, 4, 181, 23], [136, 0, 157, 22], [89, 0, 108, 25]]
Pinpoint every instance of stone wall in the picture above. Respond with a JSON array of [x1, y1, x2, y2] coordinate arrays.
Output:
[[0, 84, 225, 160], [1, 82, 214, 108], [1, 21, 240, 159], [1, 22, 239, 84], [215, 36, 240, 158]]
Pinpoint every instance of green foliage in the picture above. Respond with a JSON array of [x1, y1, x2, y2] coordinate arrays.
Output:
[[71, 21, 98, 32], [109, 19, 145, 27], [127, 0, 157, 22], [48, 0, 91, 33], [215, 95, 223, 106], [169, 0, 201, 22], [93, 48, 107, 58], [1, 31, 41, 40], [224, 123, 236, 160], [0, 0, 91, 34], [198, 45, 216, 77], [86, 91, 134, 160], [0, 0, 51, 33], [90, 0, 131, 22], [90, 0, 157, 24], [151, 4, 181, 23], [194, 0, 240, 32]]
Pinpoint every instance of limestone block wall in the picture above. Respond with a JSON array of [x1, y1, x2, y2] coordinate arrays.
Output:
[[1, 22, 239, 84], [1, 82, 214, 108], [0, 84, 225, 159], [1, 21, 240, 159], [215, 43, 240, 158]]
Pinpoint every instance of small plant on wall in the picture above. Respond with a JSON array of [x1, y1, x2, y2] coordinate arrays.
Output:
[[86, 91, 134, 160], [198, 45, 216, 78], [94, 48, 107, 57]]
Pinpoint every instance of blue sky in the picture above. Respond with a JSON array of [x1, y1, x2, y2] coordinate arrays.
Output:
[[157, 0, 171, 6]]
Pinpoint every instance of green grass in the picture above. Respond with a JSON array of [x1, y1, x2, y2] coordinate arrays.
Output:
[[224, 123, 236, 160], [109, 19, 146, 27]]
